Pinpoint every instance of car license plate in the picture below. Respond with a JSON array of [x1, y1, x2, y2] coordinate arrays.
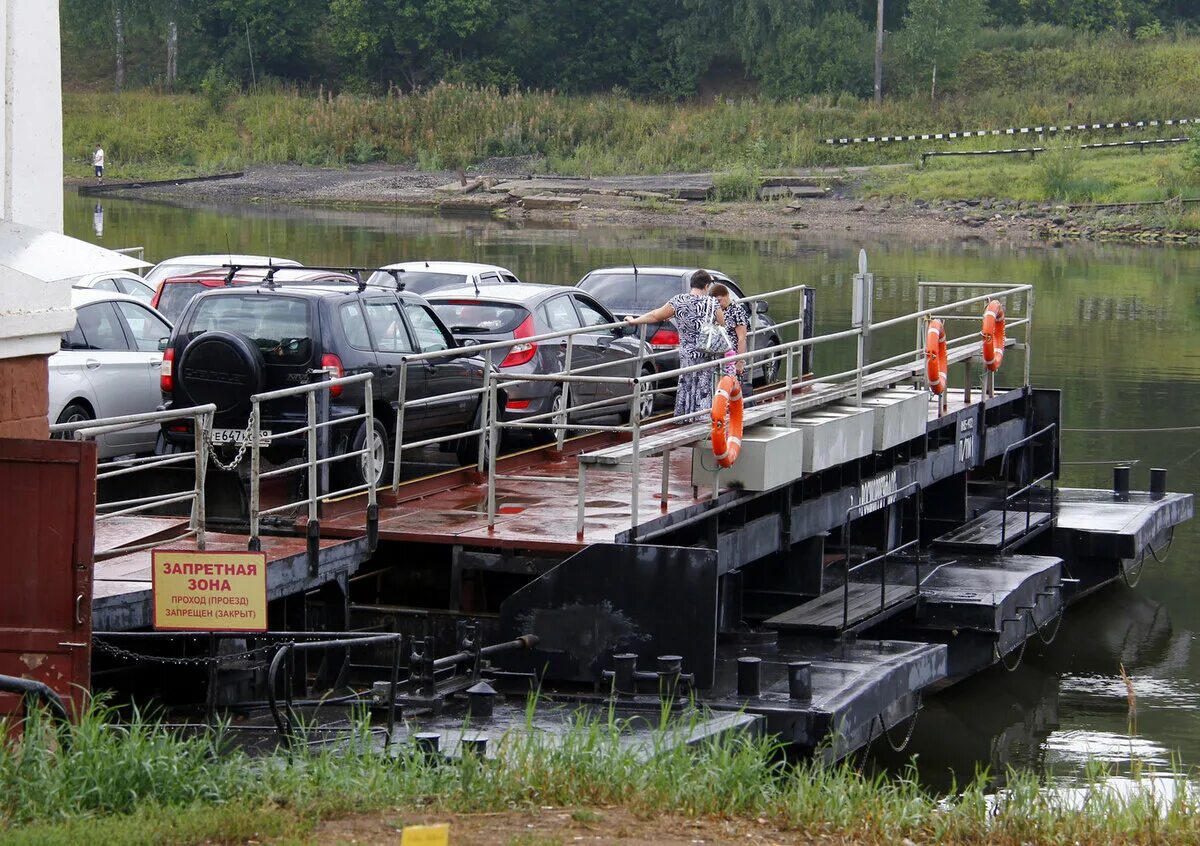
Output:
[[211, 428, 273, 446]]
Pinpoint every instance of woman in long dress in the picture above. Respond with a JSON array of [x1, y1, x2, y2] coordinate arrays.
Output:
[[624, 270, 724, 418], [711, 283, 749, 383]]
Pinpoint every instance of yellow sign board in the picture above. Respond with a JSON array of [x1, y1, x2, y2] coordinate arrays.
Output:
[[400, 824, 449, 846], [152, 549, 268, 632]]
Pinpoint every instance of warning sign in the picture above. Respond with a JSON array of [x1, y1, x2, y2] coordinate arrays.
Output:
[[152, 549, 268, 632]]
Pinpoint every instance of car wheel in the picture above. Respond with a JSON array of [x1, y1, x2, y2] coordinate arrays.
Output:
[[754, 338, 781, 387], [621, 368, 657, 423], [53, 403, 93, 437], [338, 416, 390, 489], [456, 402, 501, 466]]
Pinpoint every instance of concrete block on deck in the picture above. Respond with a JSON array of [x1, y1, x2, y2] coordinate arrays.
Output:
[[860, 387, 929, 450], [780, 405, 875, 473], [689, 425, 804, 492]]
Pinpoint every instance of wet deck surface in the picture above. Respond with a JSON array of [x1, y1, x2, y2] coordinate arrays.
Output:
[[1054, 488, 1194, 558], [932, 509, 1052, 550], [764, 583, 919, 634], [323, 440, 712, 552], [95, 515, 191, 558]]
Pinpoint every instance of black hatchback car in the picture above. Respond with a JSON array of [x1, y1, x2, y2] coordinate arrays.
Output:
[[575, 266, 782, 385], [160, 281, 489, 485]]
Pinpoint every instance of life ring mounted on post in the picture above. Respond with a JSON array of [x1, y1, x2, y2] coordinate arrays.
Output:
[[981, 299, 1006, 372], [925, 319, 947, 395], [711, 375, 744, 468]]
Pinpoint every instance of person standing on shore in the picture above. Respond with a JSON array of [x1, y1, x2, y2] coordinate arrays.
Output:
[[624, 269, 724, 418], [93, 144, 105, 183]]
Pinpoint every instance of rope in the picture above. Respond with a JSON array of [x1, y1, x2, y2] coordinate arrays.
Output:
[[1031, 604, 1065, 646], [996, 620, 1029, 672], [1148, 528, 1175, 563], [878, 695, 922, 753], [1063, 425, 1200, 433]]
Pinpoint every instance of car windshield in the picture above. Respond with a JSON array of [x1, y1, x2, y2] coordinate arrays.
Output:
[[367, 270, 467, 294], [577, 273, 682, 311], [188, 295, 312, 364], [429, 301, 529, 334], [156, 281, 207, 322]]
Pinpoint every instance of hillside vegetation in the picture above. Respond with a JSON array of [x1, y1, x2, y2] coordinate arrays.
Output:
[[64, 32, 1200, 190]]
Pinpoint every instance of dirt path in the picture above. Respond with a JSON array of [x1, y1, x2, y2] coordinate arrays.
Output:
[[89, 163, 1041, 246], [304, 806, 827, 846]]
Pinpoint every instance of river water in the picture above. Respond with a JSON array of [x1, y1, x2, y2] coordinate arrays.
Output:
[[66, 191, 1200, 788]]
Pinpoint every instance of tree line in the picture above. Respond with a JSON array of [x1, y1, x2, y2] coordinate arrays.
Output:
[[61, 0, 1200, 100]]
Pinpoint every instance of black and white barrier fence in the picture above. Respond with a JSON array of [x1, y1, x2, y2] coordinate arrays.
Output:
[[825, 117, 1198, 146], [918, 136, 1190, 165]]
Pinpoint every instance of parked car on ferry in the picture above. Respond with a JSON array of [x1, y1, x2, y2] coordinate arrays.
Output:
[[160, 279, 492, 485], [49, 288, 172, 458], [152, 266, 357, 323], [144, 254, 301, 288], [366, 261, 521, 295], [427, 284, 654, 426], [70, 270, 157, 306], [575, 266, 782, 385]]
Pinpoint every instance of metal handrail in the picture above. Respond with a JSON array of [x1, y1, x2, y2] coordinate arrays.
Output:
[[247, 372, 378, 564], [841, 482, 924, 632], [998, 423, 1058, 551], [51, 404, 216, 554]]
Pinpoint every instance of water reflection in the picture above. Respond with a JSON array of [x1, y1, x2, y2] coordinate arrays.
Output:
[[61, 190, 1200, 783]]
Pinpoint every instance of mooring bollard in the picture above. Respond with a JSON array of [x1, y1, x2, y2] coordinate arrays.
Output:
[[461, 734, 488, 758], [1150, 467, 1167, 498], [1113, 465, 1131, 498], [613, 652, 638, 694], [737, 656, 762, 697], [788, 661, 812, 701], [466, 681, 496, 719], [657, 654, 682, 699], [414, 732, 441, 757]]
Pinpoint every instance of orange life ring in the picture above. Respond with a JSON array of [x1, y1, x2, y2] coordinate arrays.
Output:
[[925, 319, 948, 395], [711, 375, 744, 468], [982, 300, 1005, 372]]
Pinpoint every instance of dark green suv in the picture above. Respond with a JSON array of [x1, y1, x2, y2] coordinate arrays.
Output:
[[161, 280, 490, 485]]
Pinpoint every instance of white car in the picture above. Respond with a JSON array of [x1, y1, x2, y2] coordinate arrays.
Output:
[[144, 254, 301, 288], [366, 261, 521, 295], [70, 270, 157, 306], [49, 288, 173, 458]]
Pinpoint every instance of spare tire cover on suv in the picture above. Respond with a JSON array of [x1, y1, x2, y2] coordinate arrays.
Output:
[[176, 330, 267, 422]]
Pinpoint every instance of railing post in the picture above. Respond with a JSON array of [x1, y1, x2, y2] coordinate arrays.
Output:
[[392, 359, 408, 493], [916, 284, 925, 367], [194, 408, 210, 550], [556, 335, 574, 450], [1024, 287, 1034, 387], [784, 346, 794, 423], [363, 378, 378, 551], [628, 378, 642, 538], [306, 388, 320, 576], [476, 355, 492, 473], [486, 374, 499, 529], [249, 402, 261, 552]]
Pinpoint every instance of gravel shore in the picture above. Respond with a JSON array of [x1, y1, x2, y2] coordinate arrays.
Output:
[[78, 162, 1066, 246]]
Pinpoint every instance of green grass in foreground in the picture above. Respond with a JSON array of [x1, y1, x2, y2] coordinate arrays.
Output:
[[2, 701, 1199, 846]]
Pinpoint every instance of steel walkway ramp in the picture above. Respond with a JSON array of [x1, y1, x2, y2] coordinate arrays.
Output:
[[932, 509, 1051, 551], [762, 582, 919, 636]]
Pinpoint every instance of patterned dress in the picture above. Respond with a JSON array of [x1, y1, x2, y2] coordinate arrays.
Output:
[[723, 301, 750, 378], [667, 293, 722, 417]]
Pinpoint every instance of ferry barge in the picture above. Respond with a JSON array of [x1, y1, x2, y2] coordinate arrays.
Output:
[[24, 261, 1192, 761]]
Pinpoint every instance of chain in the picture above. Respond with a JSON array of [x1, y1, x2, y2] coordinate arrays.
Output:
[[93, 638, 286, 668], [207, 417, 257, 472], [878, 694, 922, 753]]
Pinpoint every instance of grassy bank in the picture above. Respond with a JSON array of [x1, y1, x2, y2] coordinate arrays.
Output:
[[3, 703, 1199, 846]]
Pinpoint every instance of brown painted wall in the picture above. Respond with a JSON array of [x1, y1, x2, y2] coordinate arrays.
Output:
[[0, 355, 49, 439]]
